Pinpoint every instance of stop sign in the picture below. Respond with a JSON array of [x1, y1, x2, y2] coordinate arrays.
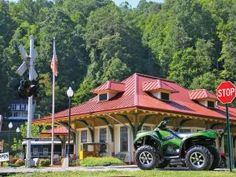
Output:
[[216, 81, 236, 104]]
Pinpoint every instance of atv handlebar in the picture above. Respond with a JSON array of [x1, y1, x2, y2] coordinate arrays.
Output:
[[157, 120, 169, 130]]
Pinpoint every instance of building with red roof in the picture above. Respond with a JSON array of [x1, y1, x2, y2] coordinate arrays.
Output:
[[34, 73, 236, 162]]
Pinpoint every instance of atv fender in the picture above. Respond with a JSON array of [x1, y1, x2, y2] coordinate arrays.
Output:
[[134, 134, 161, 151], [179, 136, 216, 158]]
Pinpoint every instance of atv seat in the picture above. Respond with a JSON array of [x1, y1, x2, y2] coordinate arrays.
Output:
[[175, 133, 192, 139]]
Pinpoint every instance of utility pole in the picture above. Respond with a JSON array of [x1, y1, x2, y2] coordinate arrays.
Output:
[[16, 35, 38, 167]]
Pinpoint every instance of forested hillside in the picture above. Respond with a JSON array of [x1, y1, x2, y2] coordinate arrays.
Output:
[[0, 0, 235, 117]]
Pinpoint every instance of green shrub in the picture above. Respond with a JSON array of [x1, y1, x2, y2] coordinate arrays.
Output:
[[9, 163, 20, 167], [39, 159, 50, 167], [15, 159, 25, 166], [2, 162, 9, 167], [10, 157, 18, 164], [69, 159, 80, 166], [80, 157, 124, 167]]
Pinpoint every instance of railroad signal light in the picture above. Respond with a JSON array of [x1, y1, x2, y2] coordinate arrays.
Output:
[[18, 79, 39, 98]]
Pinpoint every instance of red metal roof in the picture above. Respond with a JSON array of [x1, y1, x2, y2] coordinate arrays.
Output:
[[189, 89, 217, 100], [41, 126, 68, 135], [92, 81, 125, 94], [34, 73, 236, 124], [143, 79, 177, 93]]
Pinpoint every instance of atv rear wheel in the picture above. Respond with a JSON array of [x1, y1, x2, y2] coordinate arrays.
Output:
[[185, 145, 213, 170], [135, 145, 159, 170], [208, 146, 220, 170]]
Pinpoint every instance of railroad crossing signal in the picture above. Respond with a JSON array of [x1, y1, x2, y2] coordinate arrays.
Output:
[[16, 44, 38, 80], [15, 36, 37, 168]]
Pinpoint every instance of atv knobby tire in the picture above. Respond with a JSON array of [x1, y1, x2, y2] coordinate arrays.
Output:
[[185, 145, 213, 170], [208, 146, 220, 170], [135, 145, 159, 170]]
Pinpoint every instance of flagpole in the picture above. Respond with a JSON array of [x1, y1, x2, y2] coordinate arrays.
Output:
[[51, 38, 56, 166]]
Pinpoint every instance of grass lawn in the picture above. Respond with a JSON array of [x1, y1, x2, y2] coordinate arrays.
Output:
[[12, 170, 236, 177]]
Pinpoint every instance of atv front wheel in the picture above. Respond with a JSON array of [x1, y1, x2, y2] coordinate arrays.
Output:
[[135, 145, 159, 170], [208, 146, 220, 170], [185, 145, 213, 170]]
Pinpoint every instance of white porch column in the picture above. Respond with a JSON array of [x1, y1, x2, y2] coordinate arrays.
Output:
[[75, 132, 79, 157]]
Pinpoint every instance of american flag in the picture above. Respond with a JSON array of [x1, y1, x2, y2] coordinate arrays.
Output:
[[50, 39, 58, 76]]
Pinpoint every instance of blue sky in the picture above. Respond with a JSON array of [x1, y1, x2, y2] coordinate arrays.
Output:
[[113, 0, 163, 8]]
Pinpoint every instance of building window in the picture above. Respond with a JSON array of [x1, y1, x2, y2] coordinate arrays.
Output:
[[11, 104, 16, 110], [33, 148, 38, 156], [13, 112, 20, 117], [16, 104, 20, 110], [81, 130, 87, 143], [207, 101, 215, 108], [120, 126, 128, 152], [161, 92, 170, 101], [99, 94, 108, 101], [22, 112, 27, 117], [20, 104, 26, 111], [99, 128, 107, 153], [43, 147, 48, 156], [99, 128, 107, 143]]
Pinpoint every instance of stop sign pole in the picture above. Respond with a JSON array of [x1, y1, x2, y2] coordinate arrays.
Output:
[[216, 81, 235, 172]]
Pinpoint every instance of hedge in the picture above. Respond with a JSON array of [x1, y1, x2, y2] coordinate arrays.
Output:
[[80, 157, 124, 167]]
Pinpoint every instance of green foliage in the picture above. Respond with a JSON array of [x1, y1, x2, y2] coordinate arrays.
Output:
[[20, 122, 42, 138], [39, 159, 50, 167], [0, 0, 236, 118], [80, 157, 124, 167], [169, 39, 214, 87], [11, 138, 22, 153], [69, 159, 80, 166], [15, 158, 25, 166], [190, 72, 222, 92]]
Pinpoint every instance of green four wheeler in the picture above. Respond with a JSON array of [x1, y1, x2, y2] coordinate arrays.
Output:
[[134, 120, 220, 170]]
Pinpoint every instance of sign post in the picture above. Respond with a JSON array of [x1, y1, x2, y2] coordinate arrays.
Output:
[[216, 81, 236, 172]]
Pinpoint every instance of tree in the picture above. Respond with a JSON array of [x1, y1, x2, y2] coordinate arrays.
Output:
[[142, 0, 217, 77], [218, 17, 236, 81], [11, 123, 47, 153], [0, 0, 235, 119], [0, 0, 16, 114], [190, 72, 222, 92], [74, 3, 154, 103], [169, 39, 214, 87], [36, 8, 89, 113]]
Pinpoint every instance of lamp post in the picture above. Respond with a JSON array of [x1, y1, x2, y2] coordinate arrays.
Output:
[[8, 122, 13, 152], [66, 87, 74, 164], [16, 127, 20, 151]]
